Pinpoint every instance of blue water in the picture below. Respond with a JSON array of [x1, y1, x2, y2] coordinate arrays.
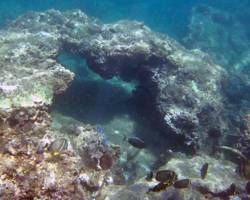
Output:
[[0, 0, 248, 41]]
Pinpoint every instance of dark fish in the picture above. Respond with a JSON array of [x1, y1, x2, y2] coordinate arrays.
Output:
[[212, 183, 236, 198], [100, 155, 113, 170], [145, 171, 153, 181], [156, 170, 178, 183], [173, 179, 191, 189], [235, 162, 250, 180], [227, 183, 237, 196], [201, 163, 209, 179], [123, 135, 147, 149], [147, 182, 171, 193]]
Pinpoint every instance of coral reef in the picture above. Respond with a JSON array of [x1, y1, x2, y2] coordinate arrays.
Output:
[[60, 124, 126, 185], [0, 9, 235, 199], [182, 4, 250, 69], [2, 9, 227, 151], [0, 127, 81, 199], [0, 123, 124, 199], [182, 5, 250, 124], [0, 30, 74, 109], [181, 5, 250, 164]]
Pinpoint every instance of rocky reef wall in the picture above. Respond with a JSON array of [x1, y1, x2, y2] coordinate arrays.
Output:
[[1, 9, 227, 151], [0, 9, 230, 199], [181, 4, 250, 157]]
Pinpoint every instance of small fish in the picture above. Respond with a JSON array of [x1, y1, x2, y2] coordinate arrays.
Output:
[[201, 163, 209, 179], [212, 183, 236, 198], [227, 183, 237, 196], [235, 162, 250, 180], [145, 171, 153, 181], [156, 170, 178, 183], [173, 179, 191, 189], [147, 182, 171, 193], [123, 135, 147, 149], [48, 138, 68, 155], [100, 155, 113, 170]]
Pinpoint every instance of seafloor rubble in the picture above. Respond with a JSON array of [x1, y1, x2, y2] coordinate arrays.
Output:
[[1, 9, 227, 152], [0, 9, 247, 199], [99, 155, 246, 200]]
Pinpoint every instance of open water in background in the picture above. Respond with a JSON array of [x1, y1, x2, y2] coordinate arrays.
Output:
[[0, 0, 247, 41]]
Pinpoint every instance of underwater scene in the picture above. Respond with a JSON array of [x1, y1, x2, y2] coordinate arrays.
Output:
[[1, 0, 250, 199]]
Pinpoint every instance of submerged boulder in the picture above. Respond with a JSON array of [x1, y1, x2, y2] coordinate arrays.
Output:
[[0, 8, 234, 199], [1, 10, 226, 155]]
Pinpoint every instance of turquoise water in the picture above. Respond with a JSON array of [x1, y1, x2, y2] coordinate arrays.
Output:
[[0, 0, 247, 40]]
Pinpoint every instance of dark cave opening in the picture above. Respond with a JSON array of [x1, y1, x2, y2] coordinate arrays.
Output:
[[51, 51, 176, 176], [51, 51, 164, 150], [50, 51, 192, 182], [51, 50, 208, 164], [52, 75, 138, 125], [52, 51, 139, 125]]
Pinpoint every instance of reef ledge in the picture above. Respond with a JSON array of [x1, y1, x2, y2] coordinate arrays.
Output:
[[1, 9, 227, 152]]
